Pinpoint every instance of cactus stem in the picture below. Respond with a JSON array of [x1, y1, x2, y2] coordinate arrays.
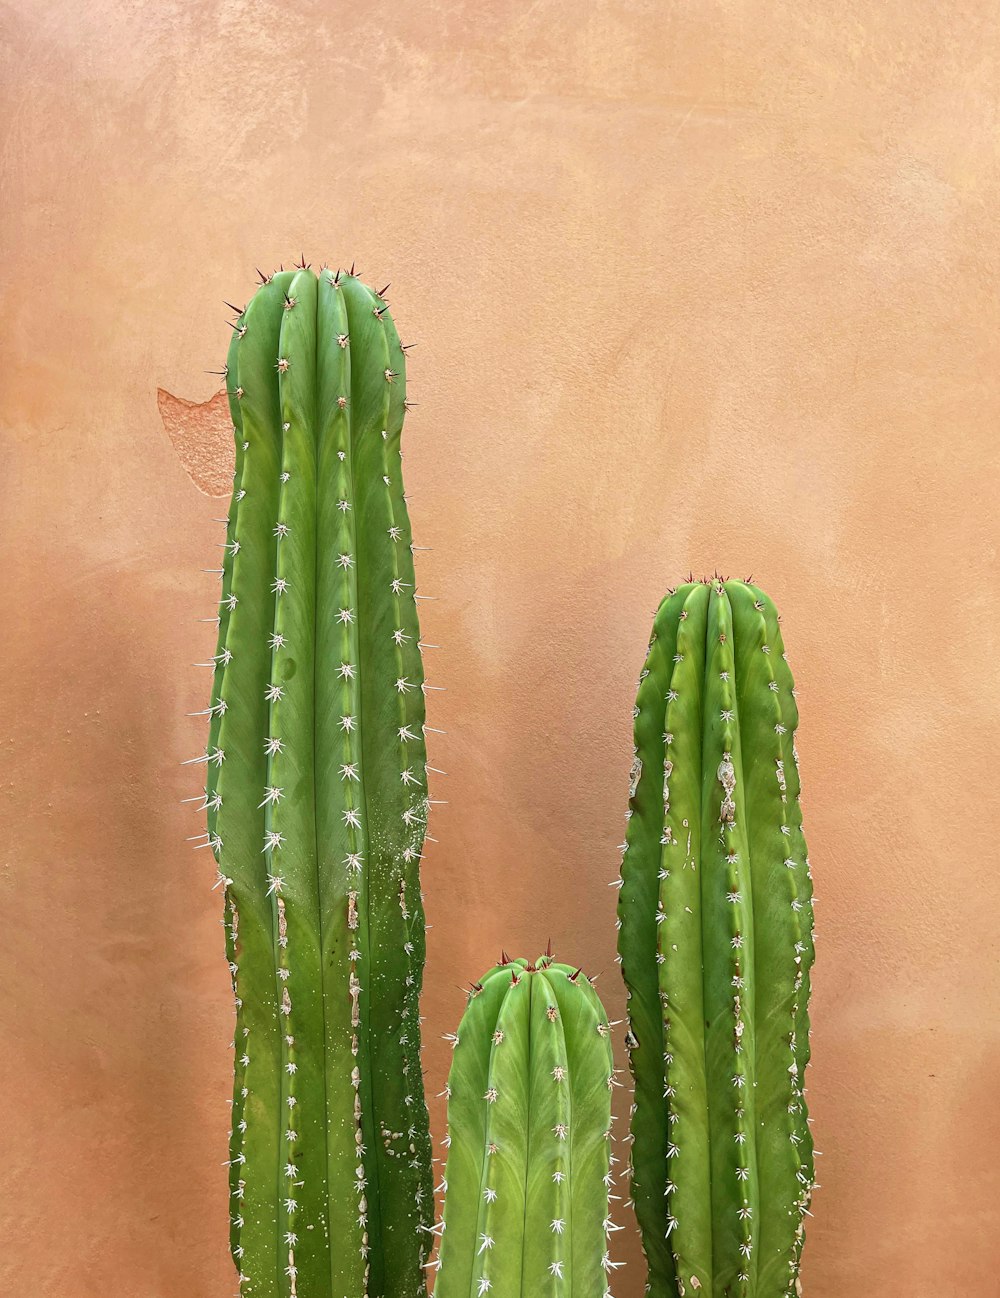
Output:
[[618, 580, 815, 1296], [201, 266, 433, 1297]]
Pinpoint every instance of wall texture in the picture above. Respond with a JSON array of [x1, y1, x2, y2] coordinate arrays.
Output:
[[2, 1, 998, 1294]]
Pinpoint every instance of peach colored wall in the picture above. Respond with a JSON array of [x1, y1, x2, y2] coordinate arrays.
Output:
[[2, 1, 998, 1294]]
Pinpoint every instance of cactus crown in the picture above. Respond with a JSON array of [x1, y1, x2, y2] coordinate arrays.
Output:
[[433, 953, 618, 1298], [200, 264, 432, 1297], [617, 577, 815, 1298]]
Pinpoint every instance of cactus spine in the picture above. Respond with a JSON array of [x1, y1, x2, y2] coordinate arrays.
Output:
[[199, 264, 432, 1297], [617, 579, 816, 1298], [434, 954, 619, 1298]]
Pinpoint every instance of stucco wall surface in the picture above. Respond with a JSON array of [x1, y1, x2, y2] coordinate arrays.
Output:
[[1, 1, 998, 1294]]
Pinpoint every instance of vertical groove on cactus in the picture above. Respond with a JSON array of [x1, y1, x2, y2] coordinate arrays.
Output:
[[207, 314, 251, 1260], [196, 264, 432, 1297], [617, 579, 816, 1298], [433, 955, 619, 1298]]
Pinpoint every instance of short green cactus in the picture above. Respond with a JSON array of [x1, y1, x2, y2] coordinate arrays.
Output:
[[195, 263, 432, 1297], [617, 578, 816, 1298], [433, 953, 620, 1298]]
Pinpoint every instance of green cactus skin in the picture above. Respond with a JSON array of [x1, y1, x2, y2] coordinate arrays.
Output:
[[432, 954, 621, 1298], [616, 579, 815, 1298], [193, 263, 433, 1298]]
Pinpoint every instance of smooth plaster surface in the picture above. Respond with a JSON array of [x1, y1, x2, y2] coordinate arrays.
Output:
[[2, 1, 999, 1294]]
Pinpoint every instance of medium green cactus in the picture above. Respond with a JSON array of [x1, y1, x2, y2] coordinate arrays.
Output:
[[432, 953, 620, 1298], [193, 262, 433, 1297], [617, 578, 816, 1298]]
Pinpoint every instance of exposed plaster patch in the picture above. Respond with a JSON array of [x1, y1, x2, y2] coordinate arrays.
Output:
[[157, 387, 235, 496]]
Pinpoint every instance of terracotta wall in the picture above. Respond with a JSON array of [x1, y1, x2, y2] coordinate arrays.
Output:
[[2, 1, 998, 1294]]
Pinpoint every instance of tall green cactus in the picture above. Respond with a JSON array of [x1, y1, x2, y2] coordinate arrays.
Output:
[[616, 578, 816, 1298], [433, 954, 620, 1298], [194, 263, 433, 1297]]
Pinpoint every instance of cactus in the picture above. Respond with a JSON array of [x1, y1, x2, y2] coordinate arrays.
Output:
[[195, 262, 433, 1297], [616, 578, 816, 1298], [433, 952, 620, 1298]]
